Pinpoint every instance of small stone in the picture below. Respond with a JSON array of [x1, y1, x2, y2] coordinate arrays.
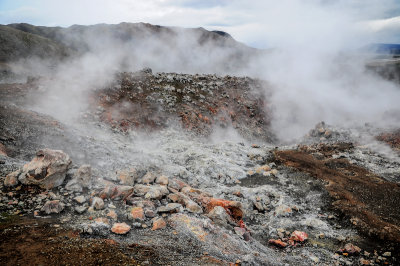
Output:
[[155, 175, 169, 185], [75, 206, 87, 214], [140, 172, 156, 184], [343, 243, 361, 254], [152, 217, 166, 230], [95, 217, 109, 224], [184, 199, 203, 213], [41, 200, 64, 214], [74, 195, 86, 204], [310, 256, 319, 263], [144, 208, 156, 218], [130, 207, 145, 220], [268, 239, 287, 248], [111, 223, 131, 234], [91, 197, 105, 210], [234, 226, 246, 236], [270, 169, 278, 175], [360, 258, 370, 265], [4, 171, 20, 187], [168, 193, 181, 202], [382, 252, 391, 257], [141, 224, 148, 228], [157, 203, 182, 213], [107, 210, 117, 219], [274, 205, 292, 216], [290, 231, 308, 242]]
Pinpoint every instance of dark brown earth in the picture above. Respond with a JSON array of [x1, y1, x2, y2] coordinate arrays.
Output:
[[274, 143, 400, 244], [94, 71, 274, 141], [0, 217, 229, 266], [377, 129, 400, 150]]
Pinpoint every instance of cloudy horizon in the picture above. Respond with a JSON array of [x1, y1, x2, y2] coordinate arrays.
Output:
[[1, 0, 400, 49]]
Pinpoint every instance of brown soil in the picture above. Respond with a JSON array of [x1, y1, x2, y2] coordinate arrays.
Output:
[[0, 218, 226, 266], [274, 144, 400, 243], [376, 129, 400, 150], [94, 72, 274, 141]]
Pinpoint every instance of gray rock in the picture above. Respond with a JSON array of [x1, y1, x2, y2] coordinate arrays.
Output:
[[144, 185, 169, 200], [75, 206, 87, 214], [140, 172, 156, 184], [155, 175, 169, 185], [66, 165, 92, 192], [18, 149, 71, 189], [74, 195, 86, 204], [4, 170, 20, 187], [206, 206, 233, 229], [41, 200, 65, 214], [157, 203, 182, 213], [91, 197, 105, 210]]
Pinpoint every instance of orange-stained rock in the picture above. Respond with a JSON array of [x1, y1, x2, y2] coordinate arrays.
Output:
[[290, 230, 308, 242], [111, 223, 131, 234], [107, 210, 117, 219], [268, 239, 287, 248], [343, 243, 361, 254], [205, 198, 243, 221], [152, 217, 166, 230], [4, 171, 19, 187], [95, 217, 110, 224], [130, 207, 144, 220]]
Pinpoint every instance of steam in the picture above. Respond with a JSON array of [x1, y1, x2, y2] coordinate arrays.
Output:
[[4, 0, 400, 144]]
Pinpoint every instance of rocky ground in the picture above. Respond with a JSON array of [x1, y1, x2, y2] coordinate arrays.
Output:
[[1, 70, 399, 265]]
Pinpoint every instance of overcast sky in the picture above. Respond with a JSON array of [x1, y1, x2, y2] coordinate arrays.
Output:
[[0, 0, 400, 48]]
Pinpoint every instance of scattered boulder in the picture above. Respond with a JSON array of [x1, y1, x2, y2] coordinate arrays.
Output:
[[206, 206, 233, 228], [4, 170, 19, 187], [98, 185, 134, 200], [269, 239, 287, 248], [140, 171, 156, 184], [130, 207, 145, 220], [41, 200, 64, 214], [75, 206, 87, 214], [155, 175, 169, 185], [117, 168, 138, 185], [18, 149, 71, 189], [157, 203, 182, 213], [152, 217, 167, 230], [343, 243, 361, 255], [91, 197, 105, 210], [74, 195, 86, 204], [66, 165, 92, 192], [144, 185, 169, 200], [290, 230, 308, 242], [111, 223, 131, 234]]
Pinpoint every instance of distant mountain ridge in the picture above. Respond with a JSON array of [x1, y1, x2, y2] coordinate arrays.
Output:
[[0, 22, 260, 75]]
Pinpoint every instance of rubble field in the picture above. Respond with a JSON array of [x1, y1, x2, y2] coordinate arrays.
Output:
[[1, 70, 400, 265]]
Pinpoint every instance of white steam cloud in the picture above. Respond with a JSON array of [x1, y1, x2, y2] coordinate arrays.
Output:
[[3, 0, 400, 143]]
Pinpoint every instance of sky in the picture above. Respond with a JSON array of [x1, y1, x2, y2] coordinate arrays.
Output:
[[0, 0, 400, 48]]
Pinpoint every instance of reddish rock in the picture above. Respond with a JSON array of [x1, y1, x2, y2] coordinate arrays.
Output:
[[111, 223, 131, 234], [152, 217, 166, 230], [117, 168, 137, 185], [290, 230, 308, 242], [98, 185, 134, 200], [130, 207, 145, 220], [343, 243, 361, 254], [107, 210, 117, 220], [41, 200, 65, 214], [18, 149, 71, 189], [268, 239, 287, 248], [155, 175, 169, 185], [205, 198, 243, 221], [95, 217, 110, 224], [4, 171, 19, 187]]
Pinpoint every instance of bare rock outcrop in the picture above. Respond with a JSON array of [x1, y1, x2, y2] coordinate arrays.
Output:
[[17, 149, 71, 189]]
